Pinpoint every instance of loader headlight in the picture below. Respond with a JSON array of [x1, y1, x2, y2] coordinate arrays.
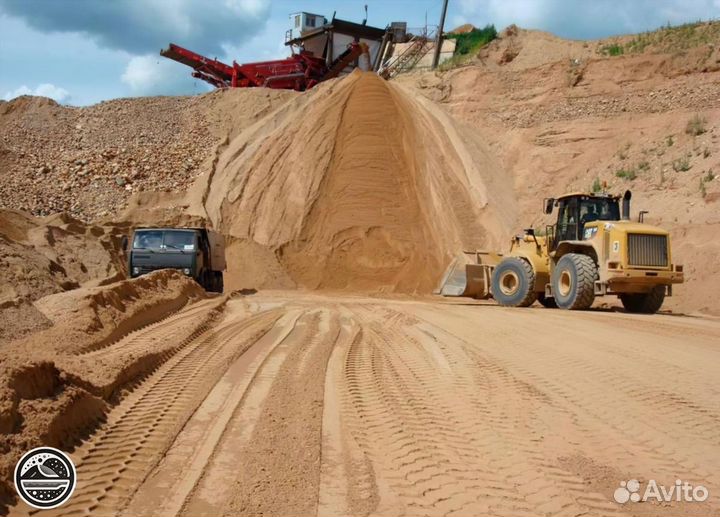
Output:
[[132, 266, 140, 276], [583, 227, 598, 239], [183, 268, 191, 275]]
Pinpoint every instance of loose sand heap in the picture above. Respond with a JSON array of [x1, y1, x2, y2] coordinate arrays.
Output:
[[204, 71, 516, 293], [0, 210, 127, 341]]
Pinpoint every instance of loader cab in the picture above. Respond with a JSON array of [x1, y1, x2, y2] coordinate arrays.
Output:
[[546, 194, 621, 250]]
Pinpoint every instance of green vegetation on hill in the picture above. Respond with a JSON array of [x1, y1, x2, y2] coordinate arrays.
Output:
[[600, 20, 720, 56], [440, 25, 498, 70], [447, 25, 498, 55], [600, 43, 624, 56]]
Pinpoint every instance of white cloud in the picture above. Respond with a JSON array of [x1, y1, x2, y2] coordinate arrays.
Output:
[[0, 0, 273, 102], [224, 0, 268, 17], [3, 83, 70, 103], [121, 55, 163, 92], [453, 0, 720, 39], [0, 0, 272, 56], [121, 54, 212, 96], [220, 16, 288, 63]]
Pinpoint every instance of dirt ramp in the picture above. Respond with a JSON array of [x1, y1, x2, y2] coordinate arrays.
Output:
[[206, 72, 515, 293]]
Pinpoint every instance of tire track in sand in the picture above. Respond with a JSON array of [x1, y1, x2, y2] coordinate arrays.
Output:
[[186, 308, 341, 517], [12, 304, 282, 517], [404, 304, 720, 515], [66, 299, 226, 401], [121, 309, 305, 517], [75, 298, 221, 356], [319, 312, 378, 517], [9, 293, 720, 517], [321, 306, 501, 516], [320, 304, 622, 517]]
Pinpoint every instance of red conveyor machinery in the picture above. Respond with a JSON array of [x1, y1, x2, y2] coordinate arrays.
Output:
[[160, 42, 366, 91]]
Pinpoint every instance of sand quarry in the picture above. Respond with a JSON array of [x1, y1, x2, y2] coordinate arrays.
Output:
[[1, 26, 720, 517]]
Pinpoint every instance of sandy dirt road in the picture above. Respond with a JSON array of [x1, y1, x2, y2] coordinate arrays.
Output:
[[9, 292, 720, 517]]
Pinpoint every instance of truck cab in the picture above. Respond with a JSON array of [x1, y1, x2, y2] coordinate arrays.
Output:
[[125, 227, 225, 293]]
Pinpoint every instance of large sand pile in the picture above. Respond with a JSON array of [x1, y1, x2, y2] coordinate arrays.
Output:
[[204, 71, 516, 292], [34, 72, 515, 295]]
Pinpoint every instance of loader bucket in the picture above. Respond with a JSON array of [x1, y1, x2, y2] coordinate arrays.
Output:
[[436, 252, 500, 298]]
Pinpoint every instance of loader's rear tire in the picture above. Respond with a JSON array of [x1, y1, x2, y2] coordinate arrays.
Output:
[[491, 258, 538, 307], [552, 253, 597, 310], [620, 285, 665, 314], [537, 292, 557, 308]]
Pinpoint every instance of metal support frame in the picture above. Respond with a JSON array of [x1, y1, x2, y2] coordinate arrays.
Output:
[[431, 0, 449, 69]]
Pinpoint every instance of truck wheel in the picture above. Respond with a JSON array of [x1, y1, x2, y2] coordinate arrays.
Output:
[[199, 271, 210, 291], [620, 286, 665, 314], [214, 272, 224, 293], [551, 253, 597, 310], [537, 292, 557, 308], [491, 258, 538, 307]]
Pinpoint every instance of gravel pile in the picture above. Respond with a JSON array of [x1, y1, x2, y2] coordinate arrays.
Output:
[[0, 95, 215, 221]]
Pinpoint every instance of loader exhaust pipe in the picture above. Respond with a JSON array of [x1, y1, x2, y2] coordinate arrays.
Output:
[[622, 190, 632, 220]]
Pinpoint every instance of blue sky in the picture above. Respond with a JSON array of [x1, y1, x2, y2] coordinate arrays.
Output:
[[1, 0, 718, 106]]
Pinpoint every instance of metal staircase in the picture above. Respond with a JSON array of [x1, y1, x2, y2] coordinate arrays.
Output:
[[378, 29, 435, 79]]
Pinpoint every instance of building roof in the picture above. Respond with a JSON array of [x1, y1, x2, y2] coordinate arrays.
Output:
[[285, 17, 387, 46], [289, 12, 326, 19]]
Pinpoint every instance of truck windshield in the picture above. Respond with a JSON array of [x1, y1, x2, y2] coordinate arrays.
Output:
[[163, 231, 195, 249], [133, 230, 196, 250]]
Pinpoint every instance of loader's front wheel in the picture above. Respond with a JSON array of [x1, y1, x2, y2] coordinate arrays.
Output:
[[491, 258, 538, 307], [620, 285, 665, 314], [552, 253, 597, 310]]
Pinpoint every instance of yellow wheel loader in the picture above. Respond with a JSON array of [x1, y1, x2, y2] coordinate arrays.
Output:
[[438, 191, 684, 313]]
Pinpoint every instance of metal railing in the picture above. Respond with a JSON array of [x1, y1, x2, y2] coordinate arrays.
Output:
[[378, 27, 436, 78]]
